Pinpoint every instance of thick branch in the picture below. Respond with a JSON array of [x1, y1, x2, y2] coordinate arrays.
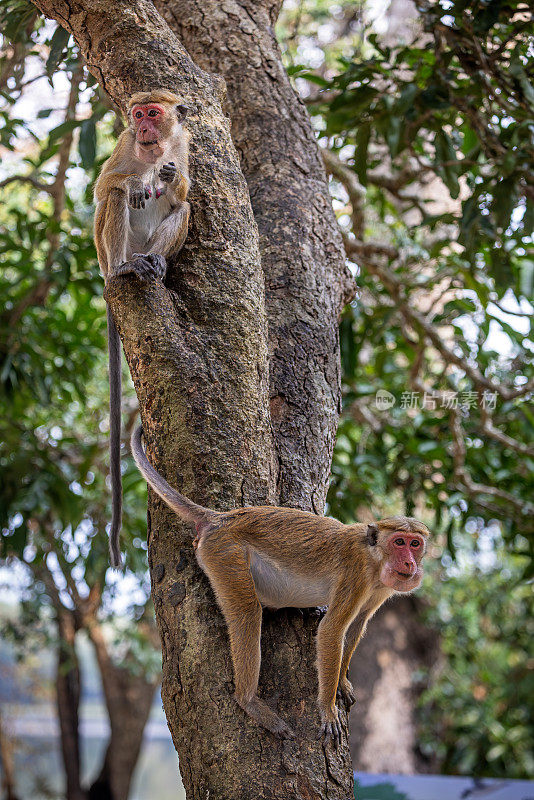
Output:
[[0, 175, 48, 192], [321, 148, 366, 238], [158, 0, 355, 513], [480, 406, 534, 457]]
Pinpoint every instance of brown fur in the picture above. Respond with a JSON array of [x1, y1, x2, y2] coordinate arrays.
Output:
[[94, 91, 190, 277], [131, 425, 430, 742], [94, 92, 191, 567]]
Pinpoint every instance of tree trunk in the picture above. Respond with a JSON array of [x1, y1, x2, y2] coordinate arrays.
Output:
[[87, 622, 158, 800], [56, 613, 86, 800], [155, 0, 354, 511], [348, 596, 440, 774], [0, 712, 21, 800], [29, 0, 354, 796], [152, 7, 356, 793]]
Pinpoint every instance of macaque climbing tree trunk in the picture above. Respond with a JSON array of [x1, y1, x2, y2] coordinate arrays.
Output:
[[29, 0, 354, 797]]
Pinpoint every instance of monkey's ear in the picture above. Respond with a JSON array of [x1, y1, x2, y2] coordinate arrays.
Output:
[[176, 104, 189, 122], [365, 524, 378, 546]]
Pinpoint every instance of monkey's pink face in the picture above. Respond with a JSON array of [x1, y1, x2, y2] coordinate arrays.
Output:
[[380, 532, 426, 592], [131, 104, 166, 162]]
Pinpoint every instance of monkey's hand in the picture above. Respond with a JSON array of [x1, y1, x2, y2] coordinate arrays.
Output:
[[336, 678, 356, 712], [159, 161, 177, 183], [112, 253, 167, 282], [318, 709, 343, 748], [128, 180, 152, 209]]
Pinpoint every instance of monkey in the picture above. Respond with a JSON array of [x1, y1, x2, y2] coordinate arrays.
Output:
[[131, 425, 430, 745], [93, 89, 190, 568]]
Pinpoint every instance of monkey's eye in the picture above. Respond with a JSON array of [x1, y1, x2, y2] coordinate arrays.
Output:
[[394, 537, 405, 546], [134, 110, 143, 119], [147, 109, 159, 117], [411, 539, 421, 548]]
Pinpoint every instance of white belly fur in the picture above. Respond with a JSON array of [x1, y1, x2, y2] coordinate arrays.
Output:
[[250, 549, 331, 609], [127, 191, 172, 257]]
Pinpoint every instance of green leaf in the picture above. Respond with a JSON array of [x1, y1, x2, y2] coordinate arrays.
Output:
[[48, 119, 79, 144], [519, 259, 534, 298], [509, 45, 534, 108], [461, 124, 479, 156], [384, 116, 404, 159], [46, 25, 70, 74], [354, 123, 371, 186], [394, 83, 418, 114], [79, 118, 97, 169], [435, 130, 460, 199]]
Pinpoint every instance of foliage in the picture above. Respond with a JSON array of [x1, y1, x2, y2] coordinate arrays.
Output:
[[279, 0, 534, 779], [316, 0, 533, 291], [0, 0, 532, 784], [0, 12, 158, 793], [278, 0, 367, 72], [419, 531, 534, 778], [0, 0, 154, 713], [295, 0, 534, 572], [0, 7, 148, 584]]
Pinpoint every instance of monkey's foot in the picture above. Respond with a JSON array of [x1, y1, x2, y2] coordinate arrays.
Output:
[[236, 695, 296, 740], [318, 717, 344, 748], [137, 253, 167, 280], [112, 254, 167, 282], [336, 679, 356, 711]]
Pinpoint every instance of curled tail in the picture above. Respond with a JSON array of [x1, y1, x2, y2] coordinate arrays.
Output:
[[107, 306, 123, 568], [131, 425, 216, 528]]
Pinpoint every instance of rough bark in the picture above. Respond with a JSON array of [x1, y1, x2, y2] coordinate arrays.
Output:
[[29, 0, 354, 796], [87, 621, 158, 800], [153, 5, 356, 790], [156, 0, 354, 512], [348, 596, 440, 774], [106, 262, 351, 799]]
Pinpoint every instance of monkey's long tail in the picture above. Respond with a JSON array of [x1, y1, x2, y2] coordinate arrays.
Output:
[[131, 424, 216, 528], [107, 306, 123, 568]]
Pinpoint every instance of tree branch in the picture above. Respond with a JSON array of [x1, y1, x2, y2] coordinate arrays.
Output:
[[321, 147, 365, 238], [0, 174, 49, 192], [344, 238, 534, 401], [450, 409, 534, 516]]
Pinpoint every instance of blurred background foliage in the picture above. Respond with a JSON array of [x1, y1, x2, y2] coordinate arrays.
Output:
[[0, 0, 532, 789]]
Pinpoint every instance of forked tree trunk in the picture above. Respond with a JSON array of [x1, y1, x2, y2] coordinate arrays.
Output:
[[155, 0, 354, 512], [30, 0, 354, 796], [41, 564, 158, 800]]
